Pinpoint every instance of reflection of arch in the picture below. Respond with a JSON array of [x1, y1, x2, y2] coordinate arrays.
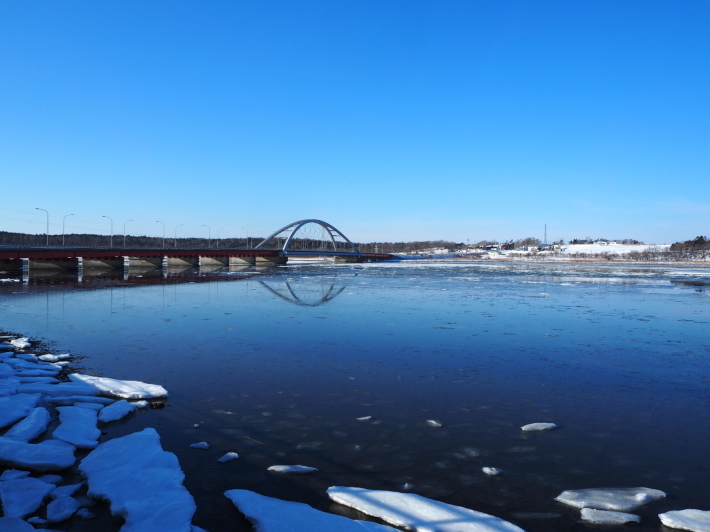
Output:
[[254, 219, 361, 255], [258, 280, 347, 306]]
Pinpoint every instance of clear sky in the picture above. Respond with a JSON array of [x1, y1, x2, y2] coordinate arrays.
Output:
[[1, 1, 708, 244]]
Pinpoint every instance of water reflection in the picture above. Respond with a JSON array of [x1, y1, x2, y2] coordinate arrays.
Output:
[[258, 279, 347, 306]]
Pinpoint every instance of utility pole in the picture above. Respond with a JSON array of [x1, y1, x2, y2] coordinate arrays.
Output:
[[35, 208, 49, 246]]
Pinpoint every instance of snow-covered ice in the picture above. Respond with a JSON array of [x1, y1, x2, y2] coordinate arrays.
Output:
[[426, 419, 443, 428], [46, 496, 82, 523], [0, 363, 14, 378], [79, 428, 196, 532], [0, 476, 56, 518], [0, 470, 30, 481], [482, 467, 504, 476], [50, 483, 83, 499], [225, 489, 398, 531], [521, 423, 557, 432], [74, 402, 106, 411], [0, 393, 41, 429], [267, 465, 318, 474], [49, 395, 115, 405], [218, 452, 239, 463], [4, 407, 51, 442], [356, 416, 372, 421], [53, 406, 101, 449], [17, 382, 99, 397], [327, 486, 526, 532], [580, 508, 641, 524], [10, 338, 31, 349], [98, 400, 138, 423], [38, 474, 64, 484], [659, 509, 710, 532], [0, 517, 35, 531], [554, 487, 666, 511], [190, 442, 210, 449], [0, 437, 76, 471], [69, 373, 168, 399]]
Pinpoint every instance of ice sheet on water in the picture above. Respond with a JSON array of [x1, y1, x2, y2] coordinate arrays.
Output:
[[0, 362, 14, 378], [47, 496, 82, 523], [49, 483, 83, 500], [0, 437, 76, 471], [218, 452, 239, 463], [327, 486, 526, 532], [53, 406, 101, 449], [98, 400, 138, 423], [659, 510, 710, 532], [482, 467, 503, 476], [79, 428, 196, 532], [17, 382, 99, 397], [554, 487, 666, 511], [267, 465, 318, 474], [0, 517, 35, 531], [4, 407, 51, 442], [580, 508, 641, 524], [48, 395, 114, 405], [0, 470, 30, 481], [38, 474, 64, 484], [0, 378, 20, 397], [521, 423, 557, 432], [426, 419, 443, 428], [69, 373, 168, 399], [224, 489, 398, 531], [0, 477, 56, 518], [39, 354, 71, 363], [74, 402, 105, 411], [17, 376, 59, 384], [10, 338, 31, 349], [0, 393, 41, 429]]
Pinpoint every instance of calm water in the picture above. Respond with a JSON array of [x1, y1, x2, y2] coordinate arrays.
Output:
[[1, 261, 709, 531]]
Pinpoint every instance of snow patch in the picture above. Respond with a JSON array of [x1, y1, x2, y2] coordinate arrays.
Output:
[[69, 373, 168, 399]]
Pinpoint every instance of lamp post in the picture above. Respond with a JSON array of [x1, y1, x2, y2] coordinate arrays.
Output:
[[156, 221, 165, 249], [174, 224, 183, 248], [62, 214, 74, 246], [241, 227, 251, 249], [102, 216, 114, 247], [123, 220, 133, 248], [203, 225, 211, 249], [215, 228, 224, 249], [35, 208, 49, 246]]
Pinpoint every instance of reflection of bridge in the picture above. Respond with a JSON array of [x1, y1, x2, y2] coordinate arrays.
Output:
[[0, 219, 395, 274], [258, 279, 347, 306]]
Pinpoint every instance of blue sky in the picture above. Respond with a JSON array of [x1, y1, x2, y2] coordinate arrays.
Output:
[[1, 1, 708, 244]]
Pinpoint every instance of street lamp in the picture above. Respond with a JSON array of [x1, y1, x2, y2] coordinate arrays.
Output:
[[203, 225, 211, 249], [174, 224, 183, 248], [156, 221, 165, 249], [216, 228, 224, 249], [123, 219, 133, 248], [62, 214, 74, 246], [102, 216, 114, 247], [35, 208, 49, 246], [241, 227, 251, 249]]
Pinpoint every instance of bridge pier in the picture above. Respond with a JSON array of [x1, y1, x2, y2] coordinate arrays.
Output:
[[23, 257, 82, 270]]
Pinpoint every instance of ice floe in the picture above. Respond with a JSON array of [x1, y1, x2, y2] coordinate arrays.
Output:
[[225, 489, 398, 531], [0, 393, 41, 429], [69, 373, 168, 399], [426, 419, 443, 428], [580, 508, 641, 524], [217, 452, 239, 463], [9, 338, 31, 349], [554, 487, 666, 511], [3, 407, 51, 442], [482, 467, 504, 476], [0, 470, 30, 481], [356, 416, 372, 421], [46, 495, 82, 522], [0, 517, 35, 531], [0, 476, 56, 518], [190, 442, 210, 449], [17, 382, 99, 397], [49, 395, 114, 405], [267, 465, 318, 474], [53, 406, 101, 449], [659, 510, 710, 532], [520, 423, 557, 432], [50, 482, 83, 499], [79, 428, 196, 532], [98, 399, 138, 423], [0, 437, 76, 471], [327, 486, 526, 532]]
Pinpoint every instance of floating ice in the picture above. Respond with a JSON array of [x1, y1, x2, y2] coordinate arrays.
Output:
[[0, 393, 41, 429], [0, 470, 30, 480], [356, 416, 372, 421], [580, 508, 641, 524], [0, 477, 56, 518], [0, 437, 76, 471], [69, 373, 168, 399], [38, 354, 71, 363], [225, 489, 398, 531], [482, 467, 504, 476], [193, 423, 200, 428], [49, 482, 83, 499], [17, 382, 99, 397], [53, 406, 101, 449], [327, 486, 526, 532], [38, 474, 64, 484], [217, 452, 239, 463], [49, 395, 115, 405], [47, 496, 82, 523], [190, 442, 210, 449], [17, 376, 59, 384], [15, 353, 38, 362], [0, 378, 19, 396], [135, 400, 149, 408], [267, 465, 318, 474], [521, 423, 557, 432], [74, 402, 105, 411], [554, 487, 666, 511], [426, 419, 443, 428], [4, 407, 51, 442], [79, 428, 196, 532], [0, 517, 35, 531], [10, 338, 31, 349], [98, 400, 138, 423], [76, 507, 96, 519], [659, 509, 710, 532], [0, 363, 14, 378]]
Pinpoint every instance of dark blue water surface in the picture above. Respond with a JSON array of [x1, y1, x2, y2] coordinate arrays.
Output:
[[1, 261, 709, 531]]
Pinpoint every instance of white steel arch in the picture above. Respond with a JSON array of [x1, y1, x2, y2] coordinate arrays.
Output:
[[254, 219, 361, 254]]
